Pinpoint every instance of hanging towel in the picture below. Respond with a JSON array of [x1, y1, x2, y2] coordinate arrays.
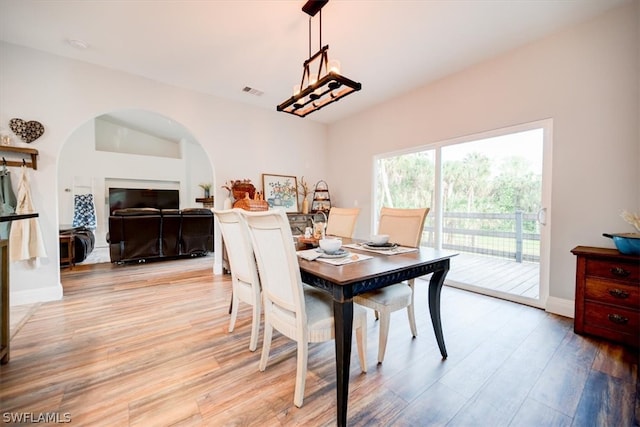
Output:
[[0, 165, 16, 239], [10, 166, 47, 261], [72, 193, 97, 229]]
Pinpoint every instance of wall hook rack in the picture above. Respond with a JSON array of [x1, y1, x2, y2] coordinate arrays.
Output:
[[0, 146, 39, 169]]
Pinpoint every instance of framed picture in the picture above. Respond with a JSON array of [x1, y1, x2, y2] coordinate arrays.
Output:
[[262, 173, 299, 213]]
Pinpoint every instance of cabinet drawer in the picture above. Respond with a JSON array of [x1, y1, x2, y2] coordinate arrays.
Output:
[[584, 278, 639, 310], [584, 301, 639, 337], [586, 258, 639, 282]]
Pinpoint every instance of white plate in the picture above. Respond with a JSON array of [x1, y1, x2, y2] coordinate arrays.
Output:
[[316, 248, 349, 258]]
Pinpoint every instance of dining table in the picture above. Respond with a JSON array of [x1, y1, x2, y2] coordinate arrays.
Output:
[[297, 238, 457, 426]]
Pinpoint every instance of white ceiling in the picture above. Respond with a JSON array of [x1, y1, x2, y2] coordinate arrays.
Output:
[[0, 0, 630, 125]]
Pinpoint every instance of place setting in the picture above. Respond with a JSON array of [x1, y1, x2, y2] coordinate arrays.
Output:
[[297, 237, 372, 266], [342, 234, 419, 255]]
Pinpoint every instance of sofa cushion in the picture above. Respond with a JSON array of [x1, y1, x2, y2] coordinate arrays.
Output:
[[120, 214, 162, 260], [161, 210, 181, 257], [181, 208, 212, 215], [180, 210, 214, 254], [113, 208, 161, 216]]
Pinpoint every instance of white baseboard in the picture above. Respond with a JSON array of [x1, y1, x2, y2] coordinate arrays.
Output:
[[545, 296, 574, 318], [11, 284, 63, 306], [213, 261, 224, 275]]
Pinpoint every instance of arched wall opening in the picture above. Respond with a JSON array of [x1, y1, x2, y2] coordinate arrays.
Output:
[[57, 108, 215, 266]]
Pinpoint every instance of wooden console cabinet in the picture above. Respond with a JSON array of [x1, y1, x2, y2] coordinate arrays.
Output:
[[1, 213, 39, 364], [286, 212, 326, 236], [571, 246, 639, 348], [0, 239, 8, 364]]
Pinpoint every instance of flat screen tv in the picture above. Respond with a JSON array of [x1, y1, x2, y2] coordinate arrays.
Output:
[[109, 188, 179, 214]]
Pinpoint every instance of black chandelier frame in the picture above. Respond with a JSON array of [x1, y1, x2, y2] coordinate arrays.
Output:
[[277, 0, 361, 118]]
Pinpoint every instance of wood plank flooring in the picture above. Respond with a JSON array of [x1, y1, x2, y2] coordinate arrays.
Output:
[[1, 256, 638, 426]]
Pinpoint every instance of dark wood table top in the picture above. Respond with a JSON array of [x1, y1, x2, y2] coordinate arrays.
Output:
[[298, 239, 457, 286]]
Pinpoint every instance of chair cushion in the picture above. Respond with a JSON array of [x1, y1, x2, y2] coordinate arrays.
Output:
[[304, 285, 367, 342], [304, 287, 335, 333], [354, 283, 412, 311]]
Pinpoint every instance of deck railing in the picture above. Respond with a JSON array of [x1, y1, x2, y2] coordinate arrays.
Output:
[[423, 211, 540, 263]]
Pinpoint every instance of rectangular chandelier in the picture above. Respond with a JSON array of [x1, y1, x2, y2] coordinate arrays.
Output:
[[277, 1, 361, 118]]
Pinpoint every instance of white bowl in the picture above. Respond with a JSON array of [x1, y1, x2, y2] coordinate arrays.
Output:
[[370, 234, 390, 245], [319, 238, 342, 254]]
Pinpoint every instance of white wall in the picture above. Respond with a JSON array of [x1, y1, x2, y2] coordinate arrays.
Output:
[[94, 117, 181, 158], [0, 42, 327, 305], [326, 2, 639, 313]]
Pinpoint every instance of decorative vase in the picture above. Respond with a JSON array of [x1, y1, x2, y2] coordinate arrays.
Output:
[[232, 181, 256, 200], [204, 189, 210, 198], [301, 197, 309, 214], [223, 196, 233, 210]]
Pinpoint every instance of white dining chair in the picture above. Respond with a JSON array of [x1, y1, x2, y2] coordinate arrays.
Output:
[[240, 209, 367, 407], [324, 207, 360, 238], [213, 208, 262, 352], [354, 206, 429, 364]]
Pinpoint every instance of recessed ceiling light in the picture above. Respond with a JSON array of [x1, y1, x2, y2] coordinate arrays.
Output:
[[65, 38, 89, 50]]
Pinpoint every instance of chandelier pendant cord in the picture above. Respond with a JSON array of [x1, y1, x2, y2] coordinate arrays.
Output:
[[302, 9, 328, 92], [309, 10, 323, 57], [308, 16, 311, 59]]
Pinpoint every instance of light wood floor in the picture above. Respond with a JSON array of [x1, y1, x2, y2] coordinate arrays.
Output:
[[2, 256, 638, 426]]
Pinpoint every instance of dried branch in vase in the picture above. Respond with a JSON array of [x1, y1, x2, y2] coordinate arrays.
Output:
[[298, 176, 310, 198], [621, 210, 640, 232]]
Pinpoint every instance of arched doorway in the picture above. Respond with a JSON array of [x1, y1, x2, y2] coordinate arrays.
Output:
[[57, 109, 214, 266]]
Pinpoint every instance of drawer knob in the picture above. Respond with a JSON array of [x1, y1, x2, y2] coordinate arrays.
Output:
[[608, 288, 630, 299], [607, 314, 629, 325], [610, 267, 630, 278]]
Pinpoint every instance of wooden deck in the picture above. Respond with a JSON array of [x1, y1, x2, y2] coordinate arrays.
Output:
[[440, 251, 540, 300]]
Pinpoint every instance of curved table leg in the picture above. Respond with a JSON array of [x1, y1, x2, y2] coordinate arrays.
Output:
[[428, 262, 450, 359]]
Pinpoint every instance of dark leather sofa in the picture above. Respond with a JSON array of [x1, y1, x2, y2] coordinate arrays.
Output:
[[107, 207, 214, 263]]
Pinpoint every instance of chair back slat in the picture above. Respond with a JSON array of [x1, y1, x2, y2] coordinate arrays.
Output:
[[213, 209, 259, 286], [377, 207, 430, 248], [242, 210, 306, 325], [325, 207, 360, 238]]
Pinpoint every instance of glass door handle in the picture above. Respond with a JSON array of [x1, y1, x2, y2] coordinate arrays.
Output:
[[537, 207, 547, 226]]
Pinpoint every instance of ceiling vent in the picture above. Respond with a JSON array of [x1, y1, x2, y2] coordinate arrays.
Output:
[[242, 86, 264, 97]]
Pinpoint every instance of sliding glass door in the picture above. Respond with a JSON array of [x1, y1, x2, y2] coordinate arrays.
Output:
[[374, 120, 552, 307]]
